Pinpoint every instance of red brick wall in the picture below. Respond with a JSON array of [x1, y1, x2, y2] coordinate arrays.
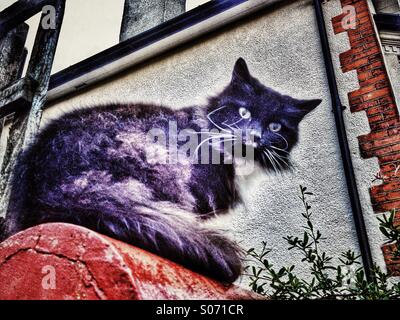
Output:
[[332, 0, 400, 275]]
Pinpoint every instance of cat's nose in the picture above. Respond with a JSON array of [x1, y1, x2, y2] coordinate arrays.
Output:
[[247, 129, 262, 147], [253, 135, 261, 144], [249, 129, 262, 141]]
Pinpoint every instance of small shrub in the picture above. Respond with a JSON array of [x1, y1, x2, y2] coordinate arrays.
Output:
[[245, 185, 400, 300]]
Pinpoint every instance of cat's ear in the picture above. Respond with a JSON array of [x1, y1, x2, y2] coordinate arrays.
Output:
[[232, 58, 251, 83], [295, 99, 322, 118]]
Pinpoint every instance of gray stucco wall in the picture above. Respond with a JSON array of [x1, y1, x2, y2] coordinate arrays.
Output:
[[384, 53, 400, 110], [39, 0, 362, 286]]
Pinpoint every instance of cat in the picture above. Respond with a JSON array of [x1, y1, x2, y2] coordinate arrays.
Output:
[[1, 58, 321, 283]]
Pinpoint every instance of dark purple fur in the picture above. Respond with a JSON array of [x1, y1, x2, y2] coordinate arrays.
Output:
[[2, 58, 321, 282]]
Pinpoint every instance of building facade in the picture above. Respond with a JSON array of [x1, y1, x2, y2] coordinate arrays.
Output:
[[0, 0, 399, 287]]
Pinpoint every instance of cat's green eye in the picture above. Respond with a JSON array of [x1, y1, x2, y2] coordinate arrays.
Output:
[[239, 107, 251, 119], [269, 122, 282, 132]]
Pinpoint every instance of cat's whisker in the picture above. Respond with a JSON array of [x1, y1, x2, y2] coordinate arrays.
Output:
[[277, 153, 295, 173], [270, 149, 290, 168], [207, 106, 231, 133], [268, 151, 280, 174], [272, 132, 289, 150], [194, 137, 221, 156], [196, 130, 237, 140], [223, 123, 235, 132], [193, 134, 236, 158], [207, 116, 229, 133], [259, 151, 267, 167], [270, 151, 289, 162], [270, 149, 290, 162], [226, 117, 244, 128], [198, 131, 220, 135], [211, 139, 238, 158], [276, 152, 292, 170], [196, 131, 235, 138], [208, 133, 236, 138], [270, 145, 290, 154], [263, 154, 270, 168], [198, 131, 233, 137], [210, 138, 237, 147], [268, 150, 285, 171], [263, 150, 278, 174], [222, 120, 239, 133], [269, 149, 287, 172]]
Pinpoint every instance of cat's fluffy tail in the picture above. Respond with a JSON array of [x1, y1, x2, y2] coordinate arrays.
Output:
[[9, 183, 244, 283], [95, 204, 244, 283]]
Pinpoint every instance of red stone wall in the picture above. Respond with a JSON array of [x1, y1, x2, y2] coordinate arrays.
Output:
[[0, 223, 259, 300]]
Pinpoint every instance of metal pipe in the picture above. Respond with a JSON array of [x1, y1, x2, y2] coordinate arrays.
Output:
[[313, 0, 374, 282]]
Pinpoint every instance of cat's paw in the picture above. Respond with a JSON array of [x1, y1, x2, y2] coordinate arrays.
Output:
[[202, 231, 244, 283]]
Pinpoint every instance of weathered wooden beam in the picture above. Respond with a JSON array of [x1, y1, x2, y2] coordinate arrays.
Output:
[[0, 0, 54, 38], [0, 77, 36, 119], [0, 0, 65, 218], [0, 23, 28, 155], [0, 24, 29, 90], [119, 0, 186, 42]]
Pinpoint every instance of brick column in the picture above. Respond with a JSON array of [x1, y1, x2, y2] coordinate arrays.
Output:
[[332, 0, 400, 275]]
